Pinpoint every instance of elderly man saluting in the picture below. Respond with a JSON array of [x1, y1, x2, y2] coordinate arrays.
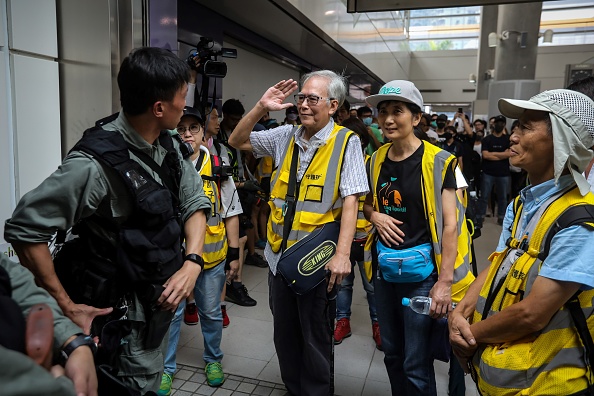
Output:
[[228, 72, 368, 395], [449, 89, 594, 396]]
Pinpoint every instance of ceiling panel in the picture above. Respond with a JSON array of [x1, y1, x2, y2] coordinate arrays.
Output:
[[347, 0, 545, 13], [187, 0, 385, 94]]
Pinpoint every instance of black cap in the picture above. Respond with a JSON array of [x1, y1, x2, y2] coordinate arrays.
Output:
[[182, 106, 203, 123], [493, 115, 506, 123], [437, 114, 448, 121]]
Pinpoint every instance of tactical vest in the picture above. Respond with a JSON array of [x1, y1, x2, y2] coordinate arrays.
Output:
[[196, 151, 228, 269], [366, 141, 475, 302], [267, 124, 353, 253], [70, 127, 184, 286], [471, 186, 594, 396]]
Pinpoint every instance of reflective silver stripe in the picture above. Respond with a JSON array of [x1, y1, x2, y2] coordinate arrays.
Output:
[[456, 197, 466, 233], [523, 258, 542, 296], [453, 257, 470, 283], [270, 126, 299, 192], [204, 238, 225, 254], [430, 151, 450, 255], [476, 294, 486, 316], [295, 128, 349, 216], [479, 346, 586, 389]]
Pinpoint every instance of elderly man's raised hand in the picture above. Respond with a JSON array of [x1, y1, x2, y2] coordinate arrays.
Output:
[[259, 80, 298, 112]]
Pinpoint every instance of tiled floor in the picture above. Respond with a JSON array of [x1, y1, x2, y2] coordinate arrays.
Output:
[[173, 217, 503, 395]]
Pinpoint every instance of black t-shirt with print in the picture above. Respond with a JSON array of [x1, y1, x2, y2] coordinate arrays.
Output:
[[376, 144, 456, 250], [481, 133, 510, 177]]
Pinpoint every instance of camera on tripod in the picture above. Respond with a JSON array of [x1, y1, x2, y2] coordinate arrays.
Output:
[[187, 37, 237, 78]]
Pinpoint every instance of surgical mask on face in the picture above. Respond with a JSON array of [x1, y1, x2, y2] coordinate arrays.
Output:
[[443, 132, 452, 140], [437, 122, 446, 129], [494, 124, 505, 133], [362, 117, 372, 126], [430, 121, 437, 129], [370, 123, 379, 129], [287, 113, 298, 121]]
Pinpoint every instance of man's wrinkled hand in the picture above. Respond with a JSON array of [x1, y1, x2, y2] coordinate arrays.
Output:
[[159, 261, 201, 311], [64, 303, 113, 335], [226, 259, 239, 282], [258, 80, 298, 112], [448, 308, 477, 373], [325, 253, 351, 293], [64, 345, 98, 396]]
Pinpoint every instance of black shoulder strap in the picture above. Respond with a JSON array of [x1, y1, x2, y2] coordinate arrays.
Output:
[[70, 127, 129, 166], [565, 293, 594, 377], [538, 205, 594, 261], [537, 204, 594, 377], [126, 132, 181, 199], [281, 143, 300, 253]]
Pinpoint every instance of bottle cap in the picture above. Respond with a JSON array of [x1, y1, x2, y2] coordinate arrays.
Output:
[[401, 297, 410, 307]]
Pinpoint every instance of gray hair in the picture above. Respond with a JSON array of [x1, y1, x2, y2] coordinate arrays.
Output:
[[301, 70, 347, 107]]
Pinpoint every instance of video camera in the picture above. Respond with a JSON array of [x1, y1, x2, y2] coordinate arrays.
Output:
[[187, 37, 237, 78]]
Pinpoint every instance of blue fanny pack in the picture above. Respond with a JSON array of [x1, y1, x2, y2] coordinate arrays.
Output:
[[376, 240, 434, 283]]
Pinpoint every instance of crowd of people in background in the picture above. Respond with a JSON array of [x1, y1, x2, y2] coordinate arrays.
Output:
[[2, 43, 594, 396]]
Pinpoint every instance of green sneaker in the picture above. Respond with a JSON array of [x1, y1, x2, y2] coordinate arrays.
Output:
[[205, 362, 225, 387], [157, 372, 174, 396]]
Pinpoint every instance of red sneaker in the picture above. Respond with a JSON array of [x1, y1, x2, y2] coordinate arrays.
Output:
[[222, 305, 230, 328], [184, 302, 198, 326], [333, 318, 352, 344], [372, 321, 382, 351]]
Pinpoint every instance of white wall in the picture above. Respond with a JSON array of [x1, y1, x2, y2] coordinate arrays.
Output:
[[222, 42, 301, 123], [536, 44, 594, 91], [409, 49, 478, 104], [407, 44, 594, 105], [1, 0, 61, 245]]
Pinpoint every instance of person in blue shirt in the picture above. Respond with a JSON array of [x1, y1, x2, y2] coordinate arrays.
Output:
[[449, 89, 594, 396]]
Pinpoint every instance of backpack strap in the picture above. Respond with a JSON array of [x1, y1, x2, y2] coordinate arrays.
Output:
[[537, 204, 594, 379], [538, 205, 594, 261]]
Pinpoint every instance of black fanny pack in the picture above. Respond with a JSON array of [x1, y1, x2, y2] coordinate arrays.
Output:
[[277, 222, 340, 295]]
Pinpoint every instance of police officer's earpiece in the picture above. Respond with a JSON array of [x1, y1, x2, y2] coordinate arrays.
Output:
[[172, 134, 194, 159]]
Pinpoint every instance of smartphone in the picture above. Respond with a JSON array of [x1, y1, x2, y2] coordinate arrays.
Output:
[[458, 107, 463, 114]]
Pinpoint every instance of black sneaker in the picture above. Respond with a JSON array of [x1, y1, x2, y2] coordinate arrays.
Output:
[[225, 282, 257, 307], [245, 253, 268, 268]]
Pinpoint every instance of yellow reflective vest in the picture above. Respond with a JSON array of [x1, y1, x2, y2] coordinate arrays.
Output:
[[471, 185, 594, 396], [365, 141, 475, 302], [267, 124, 353, 252], [257, 156, 273, 182], [198, 153, 228, 269]]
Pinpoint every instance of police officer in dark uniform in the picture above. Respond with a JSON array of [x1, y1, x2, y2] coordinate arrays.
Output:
[[4, 47, 210, 394]]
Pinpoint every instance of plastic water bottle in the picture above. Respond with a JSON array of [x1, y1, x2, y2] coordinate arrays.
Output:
[[401, 296, 456, 315]]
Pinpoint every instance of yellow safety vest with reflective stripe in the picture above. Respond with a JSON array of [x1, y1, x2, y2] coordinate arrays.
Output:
[[365, 141, 475, 302], [198, 154, 228, 269], [471, 186, 594, 396], [257, 156, 273, 182], [356, 155, 374, 280], [267, 124, 353, 253]]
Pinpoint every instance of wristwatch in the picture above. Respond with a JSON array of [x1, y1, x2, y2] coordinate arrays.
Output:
[[184, 253, 204, 269], [60, 333, 97, 364]]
